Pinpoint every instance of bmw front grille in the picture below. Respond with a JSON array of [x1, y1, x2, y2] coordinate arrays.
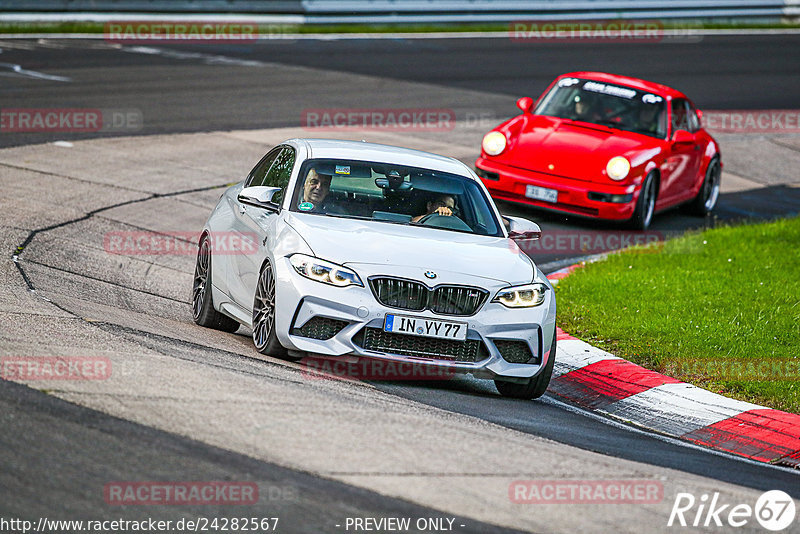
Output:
[[368, 276, 488, 316]]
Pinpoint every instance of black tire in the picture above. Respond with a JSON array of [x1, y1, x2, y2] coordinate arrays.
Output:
[[687, 157, 721, 216], [192, 235, 240, 333], [629, 172, 658, 230], [494, 330, 557, 400], [252, 260, 288, 357]]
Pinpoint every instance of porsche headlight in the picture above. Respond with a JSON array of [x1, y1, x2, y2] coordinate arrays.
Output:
[[606, 156, 631, 181], [493, 283, 548, 308], [482, 131, 507, 156], [289, 254, 363, 287]]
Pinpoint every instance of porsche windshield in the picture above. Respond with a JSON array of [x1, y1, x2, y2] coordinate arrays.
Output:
[[535, 77, 668, 138], [290, 159, 503, 237]]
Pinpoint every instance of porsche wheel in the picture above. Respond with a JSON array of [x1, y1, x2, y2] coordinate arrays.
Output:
[[688, 157, 721, 216], [494, 330, 556, 400], [192, 236, 240, 332], [252, 261, 287, 357], [629, 172, 657, 230]]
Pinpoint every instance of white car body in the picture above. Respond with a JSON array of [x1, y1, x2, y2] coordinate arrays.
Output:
[[194, 139, 556, 398]]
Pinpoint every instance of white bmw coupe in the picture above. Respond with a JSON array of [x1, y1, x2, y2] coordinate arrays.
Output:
[[193, 139, 556, 399]]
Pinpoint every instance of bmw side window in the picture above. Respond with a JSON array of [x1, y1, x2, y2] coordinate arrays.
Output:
[[671, 99, 689, 135], [263, 146, 296, 205], [245, 147, 282, 187]]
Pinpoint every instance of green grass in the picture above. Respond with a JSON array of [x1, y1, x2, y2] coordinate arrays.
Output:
[[2, 20, 800, 35], [556, 217, 800, 414]]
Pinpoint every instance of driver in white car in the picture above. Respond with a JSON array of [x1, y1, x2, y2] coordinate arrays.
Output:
[[411, 194, 457, 223], [300, 168, 332, 212]]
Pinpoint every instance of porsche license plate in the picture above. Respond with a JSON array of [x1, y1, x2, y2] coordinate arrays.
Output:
[[525, 185, 558, 203], [383, 314, 467, 341]]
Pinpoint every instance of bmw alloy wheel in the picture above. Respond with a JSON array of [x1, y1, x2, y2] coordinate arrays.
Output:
[[253, 262, 277, 352], [192, 239, 210, 322]]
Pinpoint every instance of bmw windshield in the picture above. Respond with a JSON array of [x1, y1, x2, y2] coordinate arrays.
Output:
[[290, 158, 504, 237], [535, 77, 668, 138]]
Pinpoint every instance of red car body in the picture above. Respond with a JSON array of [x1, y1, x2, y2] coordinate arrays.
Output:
[[475, 72, 722, 228]]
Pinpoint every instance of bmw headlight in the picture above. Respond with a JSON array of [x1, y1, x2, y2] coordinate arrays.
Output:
[[482, 131, 507, 156], [493, 283, 549, 308], [606, 156, 631, 181], [289, 254, 363, 287]]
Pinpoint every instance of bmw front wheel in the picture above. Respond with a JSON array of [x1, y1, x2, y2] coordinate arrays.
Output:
[[252, 260, 287, 357], [494, 330, 556, 400]]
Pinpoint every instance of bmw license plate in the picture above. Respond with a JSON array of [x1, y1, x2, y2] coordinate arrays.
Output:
[[384, 314, 467, 341], [525, 185, 558, 203]]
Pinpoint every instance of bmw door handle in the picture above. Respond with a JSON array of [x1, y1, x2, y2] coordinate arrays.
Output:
[[238, 204, 246, 214]]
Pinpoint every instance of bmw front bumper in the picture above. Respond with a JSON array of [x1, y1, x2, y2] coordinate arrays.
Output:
[[272, 257, 556, 381]]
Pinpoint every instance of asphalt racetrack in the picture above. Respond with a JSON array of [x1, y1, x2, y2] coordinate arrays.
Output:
[[1, 34, 799, 533]]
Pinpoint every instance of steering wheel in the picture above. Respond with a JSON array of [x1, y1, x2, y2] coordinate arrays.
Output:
[[417, 213, 472, 232], [417, 213, 439, 224]]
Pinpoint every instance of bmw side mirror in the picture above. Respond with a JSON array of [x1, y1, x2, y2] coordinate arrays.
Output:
[[516, 97, 534, 114], [505, 216, 541, 241], [238, 186, 281, 212]]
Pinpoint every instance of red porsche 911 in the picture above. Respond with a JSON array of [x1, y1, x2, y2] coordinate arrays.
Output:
[[475, 72, 722, 229]]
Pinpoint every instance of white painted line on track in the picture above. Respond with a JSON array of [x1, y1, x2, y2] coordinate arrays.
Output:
[[0, 61, 70, 81], [120, 45, 266, 67]]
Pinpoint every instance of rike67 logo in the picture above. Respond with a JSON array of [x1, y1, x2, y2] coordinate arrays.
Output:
[[668, 490, 796, 531]]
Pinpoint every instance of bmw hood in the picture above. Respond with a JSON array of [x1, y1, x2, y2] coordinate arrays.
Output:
[[500, 115, 657, 182], [284, 213, 535, 285]]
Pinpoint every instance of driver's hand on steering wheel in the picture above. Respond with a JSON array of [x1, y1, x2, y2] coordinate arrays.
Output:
[[433, 206, 453, 217]]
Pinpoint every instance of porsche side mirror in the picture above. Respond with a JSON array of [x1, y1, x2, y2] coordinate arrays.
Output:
[[695, 109, 703, 122], [672, 129, 694, 145], [238, 186, 281, 212], [516, 97, 534, 114], [504, 215, 541, 241]]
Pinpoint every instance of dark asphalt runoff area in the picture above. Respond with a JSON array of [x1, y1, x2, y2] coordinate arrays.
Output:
[[1, 33, 799, 529]]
